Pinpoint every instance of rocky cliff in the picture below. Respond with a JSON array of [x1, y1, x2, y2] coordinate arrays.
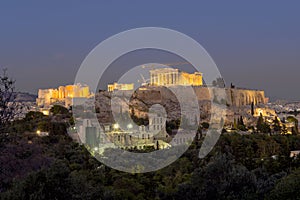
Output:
[[94, 86, 269, 125]]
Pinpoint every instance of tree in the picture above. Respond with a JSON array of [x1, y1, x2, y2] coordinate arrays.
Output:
[[233, 118, 237, 129], [230, 83, 235, 88], [257, 113, 271, 133], [251, 102, 255, 116], [49, 122, 67, 135], [286, 116, 298, 134], [256, 113, 264, 132], [24, 111, 45, 121], [50, 105, 70, 116], [267, 168, 300, 200], [239, 116, 245, 126], [273, 117, 281, 134], [0, 69, 17, 132], [236, 116, 246, 131], [176, 153, 258, 199]]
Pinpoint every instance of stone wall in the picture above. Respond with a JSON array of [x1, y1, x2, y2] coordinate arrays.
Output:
[[225, 88, 266, 107], [141, 86, 267, 107]]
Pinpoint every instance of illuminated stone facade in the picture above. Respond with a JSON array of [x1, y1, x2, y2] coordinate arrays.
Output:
[[108, 82, 134, 92], [150, 68, 203, 86], [192, 87, 268, 106], [36, 84, 91, 108]]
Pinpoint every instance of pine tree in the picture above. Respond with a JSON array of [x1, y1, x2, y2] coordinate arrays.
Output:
[[256, 113, 270, 133], [273, 116, 281, 133], [240, 116, 244, 126], [251, 102, 254, 116], [256, 113, 264, 133], [233, 118, 237, 129]]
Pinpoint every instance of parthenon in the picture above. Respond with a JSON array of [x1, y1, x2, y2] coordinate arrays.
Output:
[[150, 68, 203, 86]]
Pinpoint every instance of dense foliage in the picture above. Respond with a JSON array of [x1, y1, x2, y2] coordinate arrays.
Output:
[[1, 115, 300, 199]]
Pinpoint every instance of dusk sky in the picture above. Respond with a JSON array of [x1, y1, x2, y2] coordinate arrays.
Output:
[[1, 1, 300, 101]]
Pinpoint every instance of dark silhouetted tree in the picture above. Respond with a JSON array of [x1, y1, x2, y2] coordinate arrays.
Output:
[[50, 105, 70, 116], [251, 102, 255, 116], [0, 69, 17, 132], [256, 113, 271, 133], [273, 117, 281, 134]]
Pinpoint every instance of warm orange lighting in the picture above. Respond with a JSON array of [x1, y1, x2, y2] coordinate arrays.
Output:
[[113, 123, 120, 129], [150, 68, 203, 86], [108, 83, 134, 92], [36, 84, 91, 107], [42, 110, 49, 115]]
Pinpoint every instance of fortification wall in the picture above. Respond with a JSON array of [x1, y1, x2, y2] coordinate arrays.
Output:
[[135, 86, 267, 107], [226, 88, 266, 106], [193, 87, 266, 106]]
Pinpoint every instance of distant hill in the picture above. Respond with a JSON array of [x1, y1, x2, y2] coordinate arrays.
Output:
[[14, 92, 37, 102]]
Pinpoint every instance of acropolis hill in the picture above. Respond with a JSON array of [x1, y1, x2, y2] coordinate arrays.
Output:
[[105, 67, 267, 108], [95, 85, 270, 125], [135, 86, 267, 107], [34, 68, 270, 126]]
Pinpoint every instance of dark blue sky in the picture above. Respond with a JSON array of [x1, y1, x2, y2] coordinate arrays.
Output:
[[1, 1, 300, 101]]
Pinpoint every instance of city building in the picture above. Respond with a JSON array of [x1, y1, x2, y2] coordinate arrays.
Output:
[[171, 132, 194, 145], [74, 108, 172, 152], [149, 112, 165, 132], [98, 109, 170, 150], [150, 68, 203, 86], [107, 82, 134, 92], [79, 119, 101, 147]]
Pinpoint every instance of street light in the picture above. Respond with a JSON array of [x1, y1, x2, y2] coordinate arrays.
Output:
[[127, 123, 133, 129], [113, 123, 119, 130]]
